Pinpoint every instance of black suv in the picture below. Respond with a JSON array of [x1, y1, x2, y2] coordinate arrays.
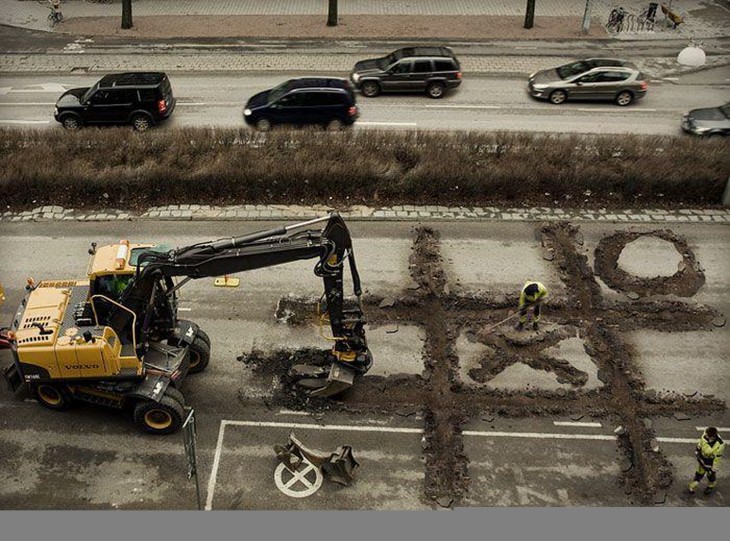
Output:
[[350, 46, 462, 99], [244, 77, 359, 131], [54, 72, 176, 131]]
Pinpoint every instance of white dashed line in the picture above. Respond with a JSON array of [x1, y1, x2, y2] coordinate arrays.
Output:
[[0, 120, 50, 124], [553, 421, 603, 428]]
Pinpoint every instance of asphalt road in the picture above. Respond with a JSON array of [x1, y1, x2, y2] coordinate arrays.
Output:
[[0, 73, 728, 134], [0, 219, 727, 509]]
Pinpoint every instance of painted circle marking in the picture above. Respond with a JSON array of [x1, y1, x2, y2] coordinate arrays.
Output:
[[274, 458, 323, 498]]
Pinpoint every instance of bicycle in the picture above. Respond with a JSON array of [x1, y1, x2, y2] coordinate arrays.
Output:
[[42, 0, 64, 28], [605, 7, 626, 34], [637, 2, 658, 31]]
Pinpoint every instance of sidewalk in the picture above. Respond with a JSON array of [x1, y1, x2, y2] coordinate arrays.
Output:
[[3, 0, 729, 40]]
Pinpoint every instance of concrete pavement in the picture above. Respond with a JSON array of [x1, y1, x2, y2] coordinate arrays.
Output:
[[0, 1, 728, 77]]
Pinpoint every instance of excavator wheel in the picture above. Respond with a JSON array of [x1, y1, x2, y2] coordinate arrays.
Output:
[[196, 328, 211, 347], [163, 386, 186, 407], [133, 395, 184, 435], [32, 383, 73, 411], [187, 335, 211, 374]]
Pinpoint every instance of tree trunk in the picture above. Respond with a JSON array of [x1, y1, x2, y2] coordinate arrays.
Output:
[[122, 0, 133, 30], [327, 0, 338, 27], [524, 0, 535, 29]]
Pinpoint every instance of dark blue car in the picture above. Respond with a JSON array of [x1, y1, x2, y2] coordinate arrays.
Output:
[[243, 77, 359, 131]]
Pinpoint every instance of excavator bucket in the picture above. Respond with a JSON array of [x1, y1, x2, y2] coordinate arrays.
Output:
[[290, 363, 356, 398], [274, 433, 360, 486], [321, 446, 359, 486]]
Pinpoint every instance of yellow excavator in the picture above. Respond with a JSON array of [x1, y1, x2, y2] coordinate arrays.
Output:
[[0, 213, 372, 434]]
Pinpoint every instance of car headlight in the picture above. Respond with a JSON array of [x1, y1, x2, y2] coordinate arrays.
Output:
[[531, 84, 547, 90], [244, 108, 252, 116], [54, 107, 58, 115], [352, 73, 360, 82], [529, 72, 537, 79], [692, 126, 710, 134]]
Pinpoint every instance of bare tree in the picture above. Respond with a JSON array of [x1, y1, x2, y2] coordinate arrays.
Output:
[[122, 0, 133, 30], [524, 0, 535, 29], [327, 0, 338, 27]]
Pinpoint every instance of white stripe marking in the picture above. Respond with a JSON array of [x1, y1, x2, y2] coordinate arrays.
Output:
[[177, 307, 192, 312], [205, 421, 227, 511], [277, 409, 310, 416], [695, 427, 730, 432], [357, 121, 418, 127], [0, 120, 50, 124], [553, 421, 602, 428], [223, 420, 422, 433], [0, 102, 55, 106], [463, 430, 615, 440], [422, 105, 500, 109], [663, 77, 679, 81], [656, 437, 697, 444], [575, 108, 656, 113]]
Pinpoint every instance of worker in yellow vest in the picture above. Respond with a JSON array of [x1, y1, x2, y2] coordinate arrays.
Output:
[[515, 281, 548, 331], [688, 427, 725, 495]]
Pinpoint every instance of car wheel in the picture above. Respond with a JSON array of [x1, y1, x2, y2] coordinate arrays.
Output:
[[326, 119, 344, 131], [256, 118, 272, 132], [131, 114, 152, 132], [615, 90, 634, 106], [549, 90, 567, 105], [361, 82, 381, 98], [426, 82, 446, 99], [61, 115, 82, 131]]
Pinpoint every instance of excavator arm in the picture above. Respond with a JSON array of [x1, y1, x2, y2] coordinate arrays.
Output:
[[113, 213, 371, 396]]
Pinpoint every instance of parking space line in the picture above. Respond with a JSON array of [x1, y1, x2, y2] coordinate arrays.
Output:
[[463, 430, 615, 440], [553, 421, 602, 428], [203, 419, 700, 509]]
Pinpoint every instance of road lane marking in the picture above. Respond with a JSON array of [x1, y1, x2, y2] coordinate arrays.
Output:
[[422, 105, 501, 109], [357, 121, 418, 127], [695, 426, 730, 432], [575, 108, 656, 112], [0, 102, 55, 106], [277, 409, 310, 416], [553, 421, 603, 428], [0, 120, 50, 124], [177, 307, 192, 312], [205, 420, 228, 510]]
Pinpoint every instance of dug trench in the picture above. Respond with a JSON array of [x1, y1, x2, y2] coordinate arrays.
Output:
[[238, 222, 725, 506]]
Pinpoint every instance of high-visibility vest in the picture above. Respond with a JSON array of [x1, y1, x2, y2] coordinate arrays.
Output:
[[519, 281, 548, 307], [696, 432, 725, 470]]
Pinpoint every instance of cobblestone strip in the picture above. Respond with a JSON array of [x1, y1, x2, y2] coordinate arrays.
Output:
[[2, 205, 728, 224]]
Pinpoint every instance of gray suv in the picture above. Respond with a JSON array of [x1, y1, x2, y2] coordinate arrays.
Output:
[[350, 46, 462, 99]]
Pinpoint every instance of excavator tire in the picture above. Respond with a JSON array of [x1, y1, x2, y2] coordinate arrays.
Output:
[[133, 395, 184, 435], [163, 386, 186, 407], [196, 328, 211, 347], [32, 383, 73, 411], [187, 335, 211, 374]]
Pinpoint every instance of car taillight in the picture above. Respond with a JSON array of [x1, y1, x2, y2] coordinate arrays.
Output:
[[348, 106, 358, 116], [456, 72, 462, 79], [158, 99, 167, 113], [640, 81, 648, 91]]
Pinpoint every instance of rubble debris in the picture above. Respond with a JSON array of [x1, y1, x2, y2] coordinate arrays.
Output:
[[436, 496, 454, 508], [652, 491, 666, 505], [673, 412, 691, 421], [615, 426, 627, 436], [383, 324, 399, 334], [379, 297, 396, 309], [711, 316, 726, 328], [626, 292, 640, 300]]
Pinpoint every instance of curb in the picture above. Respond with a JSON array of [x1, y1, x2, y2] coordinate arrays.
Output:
[[3, 205, 729, 225]]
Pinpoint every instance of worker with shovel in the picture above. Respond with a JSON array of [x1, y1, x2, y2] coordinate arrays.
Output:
[[688, 427, 725, 495], [515, 281, 549, 331]]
